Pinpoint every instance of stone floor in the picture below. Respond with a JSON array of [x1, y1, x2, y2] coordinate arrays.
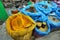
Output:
[[0, 23, 60, 40], [0, 23, 13, 40]]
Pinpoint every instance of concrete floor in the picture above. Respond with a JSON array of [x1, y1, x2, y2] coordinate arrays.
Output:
[[0, 23, 13, 40], [0, 23, 60, 40]]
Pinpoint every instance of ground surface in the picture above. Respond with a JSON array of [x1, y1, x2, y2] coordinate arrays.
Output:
[[0, 23, 60, 40]]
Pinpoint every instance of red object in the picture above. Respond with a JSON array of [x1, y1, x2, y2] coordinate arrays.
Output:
[[31, 0, 36, 3], [12, 10, 19, 14]]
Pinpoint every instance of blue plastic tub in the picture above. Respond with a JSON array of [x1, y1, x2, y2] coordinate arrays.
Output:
[[48, 15, 60, 30], [55, 7, 60, 17], [34, 1, 52, 15], [48, 11, 56, 16], [34, 20, 50, 36], [20, 5, 47, 21], [48, 9, 60, 20], [20, 5, 36, 15], [47, 1, 57, 11]]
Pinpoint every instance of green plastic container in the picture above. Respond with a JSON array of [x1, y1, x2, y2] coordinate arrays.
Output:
[[28, 1, 34, 5], [0, 1, 8, 21]]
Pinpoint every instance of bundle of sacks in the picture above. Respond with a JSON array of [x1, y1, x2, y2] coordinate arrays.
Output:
[[20, 1, 60, 37], [6, 1, 60, 40]]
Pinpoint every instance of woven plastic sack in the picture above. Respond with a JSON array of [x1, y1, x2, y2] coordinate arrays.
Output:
[[48, 15, 60, 30], [21, 5, 47, 21], [34, 20, 50, 36], [34, 1, 52, 15], [55, 7, 60, 17], [47, 1, 57, 11], [6, 13, 36, 40]]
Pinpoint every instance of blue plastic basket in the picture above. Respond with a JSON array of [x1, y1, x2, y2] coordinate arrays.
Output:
[[20, 5, 47, 21], [34, 1, 52, 15], [34, 20, 50, 36], [48, 15, 60, 30], [20, 5, 36, 15], [55, 7, 60, 17], [47, 1, 57, 11]]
